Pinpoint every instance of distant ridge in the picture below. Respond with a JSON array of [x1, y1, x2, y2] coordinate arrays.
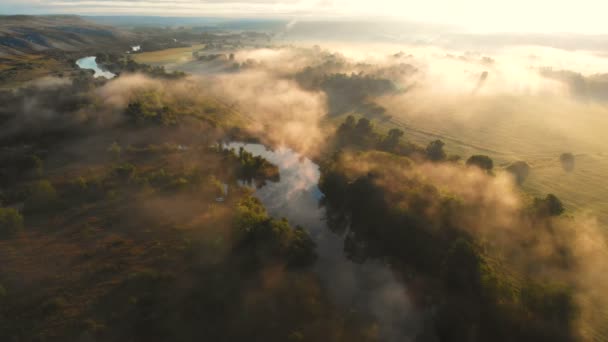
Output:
[[0, 15, 130, 56]]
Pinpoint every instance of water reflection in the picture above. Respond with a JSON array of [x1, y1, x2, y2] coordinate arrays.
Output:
[[226, 142, 421, 341], [75, 56, 116, 79]]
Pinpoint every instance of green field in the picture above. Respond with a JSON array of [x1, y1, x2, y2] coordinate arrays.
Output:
[[132, 44, 205, 65], [374, 95, 608, 227]]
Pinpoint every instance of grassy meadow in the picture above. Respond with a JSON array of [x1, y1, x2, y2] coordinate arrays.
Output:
[[374, 97, 608, 226], [132, 44, 205, 65]]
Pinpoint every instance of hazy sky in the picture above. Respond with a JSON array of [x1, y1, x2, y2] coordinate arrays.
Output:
[[2, 0, 608, 33]]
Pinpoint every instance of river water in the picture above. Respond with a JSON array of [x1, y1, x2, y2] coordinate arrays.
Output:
[[226, 142, 422, 341], [75, 56, 116, 79]]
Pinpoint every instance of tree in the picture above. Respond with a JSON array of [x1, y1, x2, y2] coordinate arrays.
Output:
[[560, 153, 575, 172], [545, 194, 565, 216], [506, 161, 530, 185], [24, 180, 58, 214], [355, 118, 373, 135], [125, 101, 145, 123], [108, 142, 122, 160], [535, 194, 565, 216], [426, 140, 446, 161], [441, 239, 482, 295], [0, 207, 24, 238], [382, 128, 404, 150], [344, 115, 356, 128], [25, 155, 44, 177], [521, 282, 578, 326], [387, 128, 404, 141], [466, 155, 493, 172]]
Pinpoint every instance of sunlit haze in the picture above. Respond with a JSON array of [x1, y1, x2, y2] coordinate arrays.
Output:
[[2, 1, 608, 341], [3, 0, 608, 33]]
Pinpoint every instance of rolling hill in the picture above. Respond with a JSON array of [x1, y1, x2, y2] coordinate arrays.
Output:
[[0, 15, 130, 57]]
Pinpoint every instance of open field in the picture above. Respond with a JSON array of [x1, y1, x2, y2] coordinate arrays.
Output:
[[369, 98, 608, 227], [132, 44, 205, 65]]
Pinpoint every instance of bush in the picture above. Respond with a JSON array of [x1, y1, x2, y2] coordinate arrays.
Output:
[[466, 155, 494, 172], [0, 207, 24, 238], [506, 161, 530, 185], [521, 282, 578, 325], [113, 163, 136, 180], [441, 239, 482, 295], [560, 153, 575, 172], [534, 194, 565, 216], [24, 180, 58, 214], [426, 140, 446, 161]]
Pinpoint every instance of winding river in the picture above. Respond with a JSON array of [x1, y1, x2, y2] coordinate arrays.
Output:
[[226, 142, 422, 341], [75, 56, 116, 79]]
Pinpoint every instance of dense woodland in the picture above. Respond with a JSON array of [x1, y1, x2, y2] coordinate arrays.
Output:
[[320, 116, 577, 341]]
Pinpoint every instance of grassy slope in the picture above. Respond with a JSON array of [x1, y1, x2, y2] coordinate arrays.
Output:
[[0, 15, 133, 88], [0, 15, 130, 55]]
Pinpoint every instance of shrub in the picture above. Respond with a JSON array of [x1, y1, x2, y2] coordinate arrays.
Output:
[[466, 155, 494, 172], [506, 161, 530, 185], [426, 140, 446, 161], [560, 153, 575, 172], [534, 194, 565, 216], [108, 142, 122, 159], [521, 282, 578, 325], [113, 163, 136, 180], [24, 180, 58, 213], [441, 239, 482, 295], [0, 207, 24, 238]]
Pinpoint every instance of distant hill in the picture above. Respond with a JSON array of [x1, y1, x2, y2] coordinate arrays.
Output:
[[87, 15, 286, 31], [0, 15, 130, 56]]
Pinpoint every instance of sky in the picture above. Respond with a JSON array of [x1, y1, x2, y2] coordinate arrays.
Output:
[[2, 0, 608, 33]]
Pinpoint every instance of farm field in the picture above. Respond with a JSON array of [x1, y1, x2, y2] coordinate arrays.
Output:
[[376, 96, 608, 227], [132, 44, 205, 65]]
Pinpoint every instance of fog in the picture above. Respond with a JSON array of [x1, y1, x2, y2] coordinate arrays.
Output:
[[164, 41, 608, 339], [331, 149, 608, 339], [5, 33, 608, 340]]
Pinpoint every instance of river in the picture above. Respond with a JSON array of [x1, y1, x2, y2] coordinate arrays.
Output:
[[226, 142, 422, 341], [75, 56, 116, 79]]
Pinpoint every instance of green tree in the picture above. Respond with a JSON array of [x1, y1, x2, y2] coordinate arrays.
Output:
[[343, 115, 356, 129], [108, 142, 122, 160], [355, 118, 373, 135], [26, 155, 44, 177], [466, 155, 494, 172], [506, 161, 530, 185], [125, 101, 145, 123], [441, 239, 482, 295], [535, 194, 565, 216], [521, 282, 578, 326], [426, 140, 446, 161], [382, 128, 404, 151], [24, 180, 58, 214], [560, 153, 575, 172], [0, 207, 24, 238]]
